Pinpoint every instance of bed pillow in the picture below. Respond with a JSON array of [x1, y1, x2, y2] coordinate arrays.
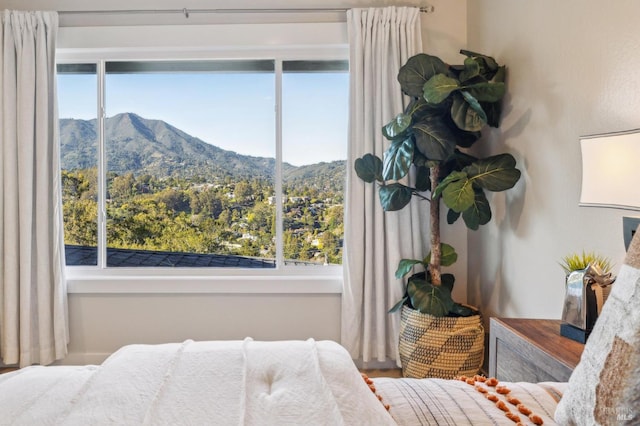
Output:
[[555, 226, 640, 425]]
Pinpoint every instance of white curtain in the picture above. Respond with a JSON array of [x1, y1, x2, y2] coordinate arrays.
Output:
[[342, 6, 425, 364], [0, 10, 68, 367]]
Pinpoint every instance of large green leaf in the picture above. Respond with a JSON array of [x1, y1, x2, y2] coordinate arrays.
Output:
[[447, 208, 461, 225], [452, 127, 481, 148], [441, 174, 475, 212], [379, 183, 412, 211], [412, 116, 457, 161], [459, 50, 500, 76], [461, 189, 491, 230], [459, 57, 480, 83], [415, 166, 431, 192], [382, 113, 412, 140], [451, 149, 479, 170], [441, 273, 455, 292], [463, 82, 505, 102], [395, 258, 423, 279], [388, 295, 409, 313], [406, 97, 445, 122], [425, 243, 458, 267], [383, 137, 414, 181], [450, 303, 477, 317], [492, 65, 506, 83], [432, 170, 466, 199], [462, 91, 488, 123], [466, 154, 521, 191], [451, 92, 487, 132], [398, 54, 449, 98], [436, 154, 477, 186], [481, 100, 502, 128], [423, 74, 460, 104], [440, 243, 458, 267], [480, 66, 506, 127], [412, 152, 432, 169], [407, 276, 454, 316], [354, 154, 383, 183]]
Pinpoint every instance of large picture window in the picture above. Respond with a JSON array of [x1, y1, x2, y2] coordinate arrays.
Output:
[[57, 59, 348, 270]]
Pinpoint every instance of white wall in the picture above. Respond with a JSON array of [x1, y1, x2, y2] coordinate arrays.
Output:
[[66, 293, 341, 364], [466, 0, 640, 323], [419, 0, 469, 304], [3, 0, 468, 364]]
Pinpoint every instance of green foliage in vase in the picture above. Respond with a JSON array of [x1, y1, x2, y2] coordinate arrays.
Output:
[[559, 251, 613, 275], [355, 50, 521, 317]]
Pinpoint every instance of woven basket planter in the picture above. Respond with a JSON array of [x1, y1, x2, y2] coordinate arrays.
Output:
[[399, 304, 485, 379]]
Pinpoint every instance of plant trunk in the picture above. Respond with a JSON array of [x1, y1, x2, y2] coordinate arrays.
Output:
[[429, 164, 441, 286]]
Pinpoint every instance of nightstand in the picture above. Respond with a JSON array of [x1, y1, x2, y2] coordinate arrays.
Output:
[[488, 317, 585, 382]]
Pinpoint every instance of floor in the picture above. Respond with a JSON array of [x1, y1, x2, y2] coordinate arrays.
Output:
[[361, 368, 403, 378]]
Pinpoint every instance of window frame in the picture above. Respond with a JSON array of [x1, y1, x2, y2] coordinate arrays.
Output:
[[57, 25, 348, 294]]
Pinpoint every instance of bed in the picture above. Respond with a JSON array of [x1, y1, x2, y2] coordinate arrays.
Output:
[[0, 337, 563, 426], [2, 230, 639, 425], [0, 339, 394, 425]]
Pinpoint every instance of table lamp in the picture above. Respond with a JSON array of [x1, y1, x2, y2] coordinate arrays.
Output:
[[562, 130, 640, 342]]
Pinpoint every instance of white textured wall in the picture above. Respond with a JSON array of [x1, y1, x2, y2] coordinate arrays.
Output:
[[421, 0, 470, 304], [466, 0, 640, 322], [66, 293, 342, 364]]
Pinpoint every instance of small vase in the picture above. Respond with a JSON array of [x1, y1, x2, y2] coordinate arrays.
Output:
[[561, 267, 613, 343]]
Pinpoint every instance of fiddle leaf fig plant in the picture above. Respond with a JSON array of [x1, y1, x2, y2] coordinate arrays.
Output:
[[355, 50, 521, 317]]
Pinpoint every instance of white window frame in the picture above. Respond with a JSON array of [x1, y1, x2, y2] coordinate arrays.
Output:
[[57, 23, 348, 294]]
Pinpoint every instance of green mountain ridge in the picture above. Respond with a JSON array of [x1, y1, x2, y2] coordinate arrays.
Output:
[[59, 113, 346, 190]]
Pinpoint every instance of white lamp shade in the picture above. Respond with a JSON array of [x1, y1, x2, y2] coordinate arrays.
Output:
[[580, 130, 640, 210]]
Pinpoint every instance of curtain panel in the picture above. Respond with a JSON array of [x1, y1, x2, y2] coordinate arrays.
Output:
[[0, 10, 68, 367], [342, 6, 425, 365]]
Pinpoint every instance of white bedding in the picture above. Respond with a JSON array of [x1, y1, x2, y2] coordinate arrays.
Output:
[[0, 339, 395, 426]]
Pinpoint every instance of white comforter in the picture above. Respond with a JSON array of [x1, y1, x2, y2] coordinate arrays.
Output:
[[0, 339, 395, 426]]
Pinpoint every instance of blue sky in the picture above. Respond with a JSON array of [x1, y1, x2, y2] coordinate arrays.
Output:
[[58, 71, 348, 167]]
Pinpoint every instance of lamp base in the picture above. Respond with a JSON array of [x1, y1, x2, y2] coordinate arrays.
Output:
[[560, 323, 590, 343]]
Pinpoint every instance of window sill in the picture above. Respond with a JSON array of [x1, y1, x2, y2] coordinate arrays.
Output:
[[66, 267, 343, 294]]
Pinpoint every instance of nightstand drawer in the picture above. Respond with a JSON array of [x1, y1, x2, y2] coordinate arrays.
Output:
[[489, 318, 585, 383]]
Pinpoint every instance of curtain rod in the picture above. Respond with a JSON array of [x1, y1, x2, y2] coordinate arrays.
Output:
[[58, 6, 435, 18]]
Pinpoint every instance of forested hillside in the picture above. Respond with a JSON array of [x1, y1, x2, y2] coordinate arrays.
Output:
[[60, 113, 345, 265]]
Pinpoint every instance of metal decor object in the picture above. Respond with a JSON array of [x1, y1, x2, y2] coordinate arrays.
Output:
[[561, 264, 615, 342]]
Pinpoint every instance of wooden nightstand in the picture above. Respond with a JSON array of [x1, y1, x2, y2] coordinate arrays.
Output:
[[488, 317, 585, 382]]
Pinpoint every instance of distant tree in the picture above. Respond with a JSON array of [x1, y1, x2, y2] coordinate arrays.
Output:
[[191, 188, 223, 218], [155, 188, 190, 213], [217, 209, 232, 227], [63, 199, 98, 246], [234, 181, 252, 201], [109, 173, 136, 200], [247, 202, 274, 233], [325, 205, 343, 229]]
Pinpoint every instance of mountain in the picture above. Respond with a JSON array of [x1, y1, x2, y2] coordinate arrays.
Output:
[[59, 113, 345, 187], [283, 161, 346, 194]]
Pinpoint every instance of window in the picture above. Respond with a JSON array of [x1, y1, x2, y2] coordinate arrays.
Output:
[[57, 59, 348, 271], [58, 63, 99, 266]]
